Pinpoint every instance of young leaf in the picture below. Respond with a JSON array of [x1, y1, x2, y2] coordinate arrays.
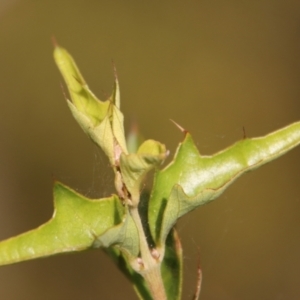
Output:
[[54, 46, 128, 167], [120, 139, 168, 205], [0, 182, 139, 266], [149, 122, 300, 245]]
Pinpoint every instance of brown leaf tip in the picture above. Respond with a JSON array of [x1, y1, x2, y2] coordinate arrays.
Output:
[[170, 119, 188, 134], [51, 36, 59, 48]]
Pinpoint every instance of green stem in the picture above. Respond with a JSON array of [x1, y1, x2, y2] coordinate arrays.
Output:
[[130, 206, 167, 300]]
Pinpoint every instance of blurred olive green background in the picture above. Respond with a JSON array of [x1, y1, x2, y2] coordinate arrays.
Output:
[[0, 0, 300, 299]]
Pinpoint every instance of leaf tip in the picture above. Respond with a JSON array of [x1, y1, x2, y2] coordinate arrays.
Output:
[[51, 35, 59, 48], [170, 119, 188, 134], [111, 59, 118, 81]]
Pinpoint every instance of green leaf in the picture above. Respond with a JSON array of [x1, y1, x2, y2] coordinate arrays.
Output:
[[161, 229, 183, 300], [95, 204, 140, 258], [149, 122, 300, 245], [0, 182, 139, 266], [120, 139, 168, 205], [54, 46, 128, 167]]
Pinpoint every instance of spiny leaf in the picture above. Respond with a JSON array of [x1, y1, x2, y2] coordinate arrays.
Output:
[[54, 46, 127, 166], [0, 182, 139, 266], [53, 46, 109, 125], [149, 122, 300, 245]]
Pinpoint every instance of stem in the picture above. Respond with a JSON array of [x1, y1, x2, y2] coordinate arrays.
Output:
[[143, 264, 167, 300], [130, 207, 167, 300]]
